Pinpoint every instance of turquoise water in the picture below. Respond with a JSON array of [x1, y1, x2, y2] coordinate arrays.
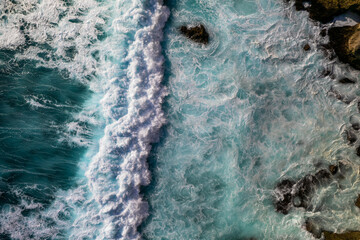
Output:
[[1, 0, 360, 239]]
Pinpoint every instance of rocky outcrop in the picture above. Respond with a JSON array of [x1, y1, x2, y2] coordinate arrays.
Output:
[[304, 0, 360, 23], [274, 169, 333, 214], [329, 24, 360, 70], [323, 231, 360, 239], [179, 24, 209, 44], [355, 194, 360, 208]]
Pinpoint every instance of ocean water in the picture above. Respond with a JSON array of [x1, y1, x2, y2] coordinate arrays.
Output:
[[0, 0, 360, 239]]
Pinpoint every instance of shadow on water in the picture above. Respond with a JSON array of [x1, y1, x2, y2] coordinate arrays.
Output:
[[0, 49, 91, 207]]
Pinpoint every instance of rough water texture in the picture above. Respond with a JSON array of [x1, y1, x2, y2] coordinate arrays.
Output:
[[1, 0, 360, 239], [0, 0, 169, 239]]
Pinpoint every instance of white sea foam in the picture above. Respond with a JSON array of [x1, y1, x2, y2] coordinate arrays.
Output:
[[0, 0, 168, 239], [85, 0, 169, 238], [0, 0, 108, 85]]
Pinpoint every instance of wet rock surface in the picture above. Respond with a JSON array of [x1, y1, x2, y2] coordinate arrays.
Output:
[[323, 231, 360, 240], [274, 179, 295, 214], [345, 130, 357, 144], [293, 0, 360, 23], [274, 169, 333, 214], [305, 220, 322, 239], [179, 24, 209, 44], [355, 194, 360, 208], [329, 165, 338, 175], [304, 43, 311, 51], [329, 24, 360, 70], [339, 78, 356, 84]]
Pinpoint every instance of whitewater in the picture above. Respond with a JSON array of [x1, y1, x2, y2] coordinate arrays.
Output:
[[1, 0, 360, 239], [0, 0, 169, 239]]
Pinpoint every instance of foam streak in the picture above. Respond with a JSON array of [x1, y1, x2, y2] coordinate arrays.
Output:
[[86, 1, 169, 239]]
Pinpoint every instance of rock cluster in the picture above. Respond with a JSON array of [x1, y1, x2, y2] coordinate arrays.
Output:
[[291, 0, 360, 70], [296, 0, 360, 23], [274, 167, 335, 214]]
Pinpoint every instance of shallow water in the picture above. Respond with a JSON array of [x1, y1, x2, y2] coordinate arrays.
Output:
[[0, 0, 360, 239]]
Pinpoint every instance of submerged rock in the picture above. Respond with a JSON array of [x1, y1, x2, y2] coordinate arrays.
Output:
[[274, 169, 333, 213], [339, 78, 356, 84], [329, 24, 360, 70], [356, 145, 360, 156], [274, 179, 295, 214], [304, 44, 311, 51], [305, 220, 322, 239], [329, 165, 339, 175], [323, 231, 360, 240], [345, 130, 357, 144], [352, 123, 360, 131], [355, 194, 360, 208], [180, 24, 209, 44]]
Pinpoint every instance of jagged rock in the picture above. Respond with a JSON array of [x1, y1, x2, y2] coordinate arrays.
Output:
[[355, 194, 360, 208], [305, 220, 322, 239], [323, 231, 360, 239], [180, 24, 209, 44], [304, 44, 311, 51], [339, 78, 356, 84], [274, 179, 295, 214], [315, 169, 331, 183], [345, 130, 357, 144], [320, 29, 327, 37], [356, 145, 360, 156], [306, 0, 360, 23], [329, 24, 360, 70], [352, 123, 360, 130], [274, 169, 334, 213], [329, 165, 339, 175]]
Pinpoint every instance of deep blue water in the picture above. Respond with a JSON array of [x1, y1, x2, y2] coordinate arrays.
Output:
[[1, 0, 360, 239]]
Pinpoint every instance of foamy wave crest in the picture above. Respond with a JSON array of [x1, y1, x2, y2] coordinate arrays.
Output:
[[86, 0, 169, 239]]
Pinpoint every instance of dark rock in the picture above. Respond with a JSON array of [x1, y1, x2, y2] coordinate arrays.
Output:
[[305, 220, 322, 239], [355, 194, 360, 208], [304, 44, 311, 51], [321, 69, 334, 78], [320, 29, 327, 37], [275, 168, 337, 214], [329, 87, 352, 104], [329, 165, 338, 175], [295, 0, 306, 10], [352, 123, 360, 131], [304, 0, 360, 23], [345, 130, 357, 144], [329, 24, 360, 70], [315, 169, 331, 183], [293, 174, 318, 209], [356, 145, 360, 157], [358, 102, 360, 113], [339, 78, 356, 84], [274, 179, 295, 214], [323, 231, 360, 240], [180, 24, 209, 44]]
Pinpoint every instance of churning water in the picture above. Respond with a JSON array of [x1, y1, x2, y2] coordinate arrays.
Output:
[[0, 0, 359, 239]]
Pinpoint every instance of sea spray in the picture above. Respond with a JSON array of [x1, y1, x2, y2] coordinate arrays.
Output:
[[86, 0, 169, 239]]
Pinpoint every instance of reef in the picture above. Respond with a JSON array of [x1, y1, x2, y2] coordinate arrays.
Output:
[[179, 24, 209, 44]]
